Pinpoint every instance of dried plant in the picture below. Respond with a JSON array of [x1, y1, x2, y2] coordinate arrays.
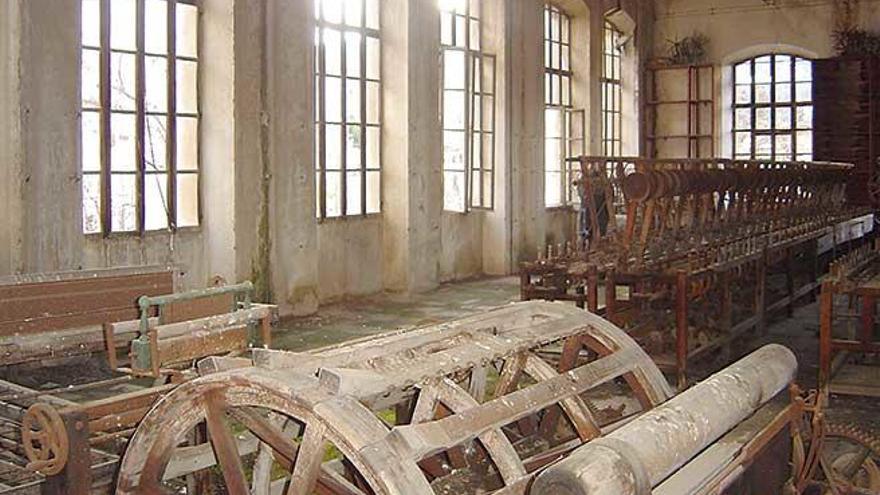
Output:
[[664, 32, 709, 66]]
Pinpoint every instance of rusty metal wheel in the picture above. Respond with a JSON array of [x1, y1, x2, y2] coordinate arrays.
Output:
[[820, 422, 880, 495], [115, 368, 430, 494], [21, 403, 68, 476]]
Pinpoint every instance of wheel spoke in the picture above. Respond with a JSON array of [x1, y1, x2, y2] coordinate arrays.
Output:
[[286, 422, 327, 495], [229, 407, 299, 463], [203, 392, 249, 495]]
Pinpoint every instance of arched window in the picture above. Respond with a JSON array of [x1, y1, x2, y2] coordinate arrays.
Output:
[[732, 54, 812, 161]]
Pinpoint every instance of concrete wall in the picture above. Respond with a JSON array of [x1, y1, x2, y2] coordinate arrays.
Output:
[[653, 0, 880, 157], [0, 0, 659, 313]]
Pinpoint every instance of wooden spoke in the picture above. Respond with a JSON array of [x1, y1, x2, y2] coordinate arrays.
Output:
[[286, 422, 327, 495], [228, 407, 298, 463], [493, 352, 526, 399], [203, 392, 249, 495]]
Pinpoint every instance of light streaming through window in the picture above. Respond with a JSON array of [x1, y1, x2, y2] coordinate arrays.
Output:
[[732, 54, 813, 161], [314, 0, 382, 219], [601, 21, 622, 157], [81, 0, 200, 235], [441, 0, 496, 212]]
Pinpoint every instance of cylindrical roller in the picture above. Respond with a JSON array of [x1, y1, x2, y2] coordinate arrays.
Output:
[[531, 344, 797, 495]]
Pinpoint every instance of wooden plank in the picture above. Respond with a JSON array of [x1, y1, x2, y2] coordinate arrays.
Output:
[[0, 307, 146, 337], [0, 272, 171, 301], [162, 293, 234, 324], [156, 327, 248, 367]]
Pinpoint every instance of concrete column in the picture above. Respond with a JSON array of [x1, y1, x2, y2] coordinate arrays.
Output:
[[381, 0, 442, 293], [266, 0, 319, 314], [18, 0, 83, 272], [480, 0, 511, 275], [508, 0, 547, 264], [0, 0, 23, 276]]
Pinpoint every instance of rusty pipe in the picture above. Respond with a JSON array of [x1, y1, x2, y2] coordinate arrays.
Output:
[[530, 344, 797, 495]]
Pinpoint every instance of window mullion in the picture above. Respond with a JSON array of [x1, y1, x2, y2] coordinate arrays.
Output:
[[167, 0, 178, 229], [100, 0, 111, 235], [136, 0, 146, 234]]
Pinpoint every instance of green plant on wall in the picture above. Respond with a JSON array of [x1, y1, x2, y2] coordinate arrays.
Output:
[[664, 32, 709, 66]]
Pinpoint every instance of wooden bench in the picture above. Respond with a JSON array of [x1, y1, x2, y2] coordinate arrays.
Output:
[[0, 266, 174, 367], [104, 282, 275, 377]]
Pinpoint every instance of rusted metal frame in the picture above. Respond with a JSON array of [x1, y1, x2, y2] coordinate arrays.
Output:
[[675, 270, 688, 389]]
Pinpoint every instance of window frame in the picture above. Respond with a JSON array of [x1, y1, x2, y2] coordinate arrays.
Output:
[[440, 0, 496, 213], [314, 0, 382, 220], [81, 0, 202, 236], [601, 20, 622, 158], [731, 54, 813, 162]]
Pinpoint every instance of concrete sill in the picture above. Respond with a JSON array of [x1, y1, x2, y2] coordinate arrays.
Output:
[[84, 226, 202, 240], [317, 213, 383, 224]]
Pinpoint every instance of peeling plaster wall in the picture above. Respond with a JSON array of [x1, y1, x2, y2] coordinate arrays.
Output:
[[0, 0, 23, 276], [319, 218, 385, 301]]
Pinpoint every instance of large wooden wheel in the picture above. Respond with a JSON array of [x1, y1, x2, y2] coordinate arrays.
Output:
[[116, 302, 673, 494]]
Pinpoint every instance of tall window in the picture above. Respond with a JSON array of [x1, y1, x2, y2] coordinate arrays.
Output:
[[601, 21, 622, 157], [314, 0, 381, 219], [544, 5, 584, 207], [81, 0, 200, 235], [733, 54, 813, 161], [440, 0, 496, 212]]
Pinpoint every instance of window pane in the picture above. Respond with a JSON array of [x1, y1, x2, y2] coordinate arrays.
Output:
[[735, 108, 751, 129], [346, 171, 362, 215], [755, 84, 771, 103], [366, 126, 380, 169], [775, 82, 791, 103], [546, 108, 562, 138], [366, 81, 380, 124], [365, 0, 379, 30], [735, 62, 751, 85], [366, 170, 380, 213], [796, 106, 812, 129], [145, 56, 168, 112], [145, 0, 168, 54], [325, 76, 342, 122], [346, 79, 361, 123], [323, 28, 342, 76], [469, 19, 480, 51], [735, 85, 751, 104], [366, 37, 380, 80], [111, 113, 136, 171], [146, 115, 168, 171], [795, 59, 812, 82], [110, 0, 136, 50], [176, 59, 198, 114], [775, 134, 792, 156], [796, 130, 812, 154], [176, 116, 198, 170], [344, 0, 362, 27], [444, 50, 466, 90], [82, 49, 101, 108], [795, 82, 811, 102], [755, 135, 771, 156], [441, 11, 454, 45], [776, 107, 792, 129], [176, 3, 199, 58], [111, 174, 137, 231], [82, 111, 101, 171], [326, 123, 343, 169], [444, 171, 466, 212], [82, 174, 101, 234], [444, 131, 466, 171], [346, 125, 362, 169], [444, 90, 466, 130], [546, 171, 562, 207], [145, 173, 169, 230], [322, 0, 343, 23], [325, 170, 342, 217], [735, 132, 751, 154], [82, 0, 100, 47], [110, 52, 136, 111], [176, 173, 199, 227], [345, 32, 361, 77], [774, 55, 792, 81]]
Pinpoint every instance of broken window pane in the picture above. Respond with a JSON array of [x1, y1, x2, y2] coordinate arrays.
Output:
[[111, 52, 137, 111], [146, 115, 168, 171]]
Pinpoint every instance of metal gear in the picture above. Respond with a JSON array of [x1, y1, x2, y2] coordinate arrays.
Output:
[[821, 421, 880, 494]]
